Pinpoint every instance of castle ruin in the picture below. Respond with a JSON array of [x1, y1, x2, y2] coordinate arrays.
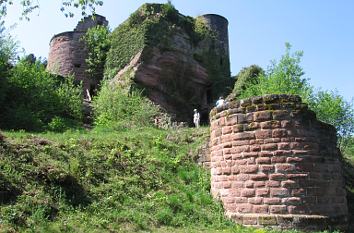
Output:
[[47, 15, 108, 99], [209, 94, 348, 231], [46, 5, 349, 231]]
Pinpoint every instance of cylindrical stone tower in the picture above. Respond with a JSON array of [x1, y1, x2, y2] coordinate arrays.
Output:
[[199, 14, 229, 57], [47, 15, 108, 99], [209, 94, 348, 231]]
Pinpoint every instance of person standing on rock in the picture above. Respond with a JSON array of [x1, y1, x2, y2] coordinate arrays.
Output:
[[216, 96, 225, 108], [193, 109, 200, 128]]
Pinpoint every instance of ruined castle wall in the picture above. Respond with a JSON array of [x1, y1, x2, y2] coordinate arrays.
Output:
[[47, 15, 108, 98], [209, 94, 348, 231], [199, 14, 229, 57], [47, 32, 88, 87]]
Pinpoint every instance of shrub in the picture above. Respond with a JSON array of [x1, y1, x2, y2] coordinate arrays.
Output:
[[0, 59, 83, 131], [0, 20, 17, 107], [93, 82, 159, 127], [233, 65, 264, 97], [235, 43, 354, 151], [238, 43, 312, 101], [308, 90, 354, 150], [81, 25, 111, 81]]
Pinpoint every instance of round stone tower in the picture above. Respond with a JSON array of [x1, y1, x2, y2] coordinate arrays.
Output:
[[47, 15, 108, 99], [199, 14, 229, 57], [209, 94, 348, 231]]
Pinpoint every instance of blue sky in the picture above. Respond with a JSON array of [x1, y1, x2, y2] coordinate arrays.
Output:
[[4, 0, 354, 101]]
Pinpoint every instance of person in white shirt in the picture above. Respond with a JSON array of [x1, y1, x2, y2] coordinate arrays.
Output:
[[193, 109, 200, 128], [216, 96, 225, 108]]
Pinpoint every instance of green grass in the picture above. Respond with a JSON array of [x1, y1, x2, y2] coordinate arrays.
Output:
[[0, 127, 351, 232]]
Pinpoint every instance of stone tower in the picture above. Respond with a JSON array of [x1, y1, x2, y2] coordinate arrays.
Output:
[[47, 15, 108, 99], [209, 94, 348, 231], [199, 14, 230, 57]]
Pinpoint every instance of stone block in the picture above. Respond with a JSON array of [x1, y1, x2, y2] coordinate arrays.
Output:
[[255, 130, 272, 139], [264, 197, 281, 205], [270, 188, 289, 197], [258, 216, 277, 225], [256, 188, 270, 197], [254, 111, 272, 122], [239, 165, 258, 174], [237, 204, 253, 213], [241, 188, 256, 197], [253, 205, 269, 214], [269, 205, 287, 214]]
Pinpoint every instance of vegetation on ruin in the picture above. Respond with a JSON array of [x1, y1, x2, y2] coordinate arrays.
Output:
[[104, 2, 232, 99], [82, 25, 111, 81], [0, 3, 354, 233], [232, 65, 264, 97], [234, 43, 354, 151]]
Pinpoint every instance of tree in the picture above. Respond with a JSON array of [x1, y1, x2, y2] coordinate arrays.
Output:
[[81, 25, 111, 81], [0, 0, 103, 20], [308, 90, 354, 151], [238, 43, 312, 101], [0, 20, 17, 107], [233, 65, 264, 97], [235, 43, 354, 151]]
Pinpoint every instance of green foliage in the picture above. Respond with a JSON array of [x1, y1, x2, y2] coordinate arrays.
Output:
[[82, 25, 111, 81], [194, 16, 216, 42], [239, 43, 312, 100], [344, 137, 354, 159], [0, 0, 104, 20], [235, 43, 354, 151], [105, 18, 146, 79], [308, 90, 354, 150], [93, 82, 159, 127], [105, 3, 178, 79], [0, 59, 83, 131], [233, 65, 264, 97], [0, 127, 230, 232], [0, 127, 344, 232], [0, 20, 17, 106]]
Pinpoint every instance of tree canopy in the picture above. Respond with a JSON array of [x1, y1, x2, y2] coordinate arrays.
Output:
[[0, 0, 103, 20], [234, 43, 354, 151]]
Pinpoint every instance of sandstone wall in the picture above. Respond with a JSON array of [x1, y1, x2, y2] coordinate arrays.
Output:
[[47, 15, 108, 99], [209, 94, 348, 231], [199, 14, 229, 57], [47, 32, 88, 85]]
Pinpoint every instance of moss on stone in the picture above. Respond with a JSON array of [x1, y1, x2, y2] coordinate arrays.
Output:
[[104, 3, 232, 100]]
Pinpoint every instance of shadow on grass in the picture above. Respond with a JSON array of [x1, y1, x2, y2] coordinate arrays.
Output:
[[0, 173, 22, 205], [36, 166, 91, 208]]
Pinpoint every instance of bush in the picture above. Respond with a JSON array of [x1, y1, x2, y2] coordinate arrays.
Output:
[[0, 20, 17, 107], [233, 65, 264, 97], [308, 90, 354, 150], [235, 43, 354, 151], [238, 43, 312, 101], [81, 25, 111, 81], [93, 82, 159, 127], [0, 59, 83, 131]]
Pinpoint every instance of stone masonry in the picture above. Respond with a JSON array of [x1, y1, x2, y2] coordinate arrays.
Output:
[[209, 94, 348, 231], [47, 15, 108, 99]]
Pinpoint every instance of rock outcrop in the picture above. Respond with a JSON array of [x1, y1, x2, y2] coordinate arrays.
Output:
[[106, 4, 233, 124]]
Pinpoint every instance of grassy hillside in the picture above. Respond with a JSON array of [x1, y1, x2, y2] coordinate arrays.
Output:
[[0, 126, 349, 233]]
